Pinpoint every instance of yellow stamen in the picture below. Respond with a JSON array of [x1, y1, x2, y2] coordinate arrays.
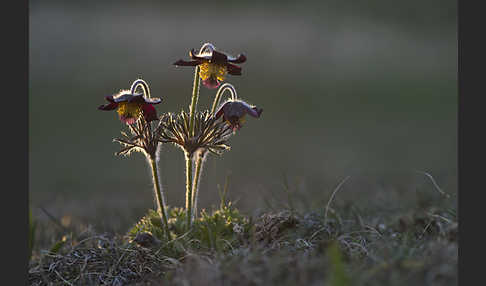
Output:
[[225, 115, 246, 128], [117, 102, 142, 120], [239, 115, 246, 125], [199, 62, 227, 81]]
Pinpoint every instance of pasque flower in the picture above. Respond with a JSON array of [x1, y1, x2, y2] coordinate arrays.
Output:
[[102, 79, 171, 240], [173, 45, 247, 89], [214, 100, 263, 132], [98, 90, 162, 124]]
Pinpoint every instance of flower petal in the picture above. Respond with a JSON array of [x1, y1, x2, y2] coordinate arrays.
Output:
[[112, 92, 135, 103], [248, 107, 263, 118], [98, 102, 118, 111], [226, 63, 242, 75], [173, 59, 202, 66], [236, 101, 262, 118], [215, 105, 225, 119], [202, 78, 221, 89], [228, 54, 246, 63], [120, 116, 137, 125], [210, 50, 229, 64], [142, 103, 158, 122], [127, 94, 146, 103], [190, 49, 211, 60], [105, 95, 115, 103], [144, 97, 162, 105]]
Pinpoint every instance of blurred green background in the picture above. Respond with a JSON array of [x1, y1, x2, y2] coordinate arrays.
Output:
[[29, 0, 457, 231]]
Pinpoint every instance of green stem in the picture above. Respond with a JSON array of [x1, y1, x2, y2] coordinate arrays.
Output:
[[190, 83, 238, 220], [211, 83, 238, 114], [149, 155, 170, 240], [191, 150, 206, 220], [185, 152, 193, 228], [185, 65, 202, 229], [189, 66, 201, 137]]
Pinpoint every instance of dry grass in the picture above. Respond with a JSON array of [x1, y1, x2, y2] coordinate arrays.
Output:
[[29, 191, 457, 286]]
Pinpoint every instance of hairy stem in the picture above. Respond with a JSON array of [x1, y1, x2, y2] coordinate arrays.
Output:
[[211, 83, 238, 114], [189, 84, 238, 220], [149, 155, 170, 240], [185, 64, 202, 229], [185, 152, 194, 228], [185, 43, 216, 227], [189, 66, 201, 137], [191, 151, 206, 220], [130, 79, 151, 98]]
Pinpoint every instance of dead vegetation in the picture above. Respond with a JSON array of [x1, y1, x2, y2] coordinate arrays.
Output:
[[29, 192, 457, 286]]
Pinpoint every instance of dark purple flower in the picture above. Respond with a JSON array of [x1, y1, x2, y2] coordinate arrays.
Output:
[[214, 100, 262, 132], [98, 90, 162, 124], [174, 48, 247, 89]]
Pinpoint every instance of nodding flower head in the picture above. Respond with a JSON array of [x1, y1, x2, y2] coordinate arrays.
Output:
[[98, 90, 162, 124], [173, 44, 247, 89], [214, 100, 263, 132]]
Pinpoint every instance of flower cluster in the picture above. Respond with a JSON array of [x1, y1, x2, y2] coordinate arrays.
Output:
[[97, 42, 263, 236]]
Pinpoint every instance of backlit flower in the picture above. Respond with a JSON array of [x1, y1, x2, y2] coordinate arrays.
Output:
[[214, 100, 263, 132], [98, 90, 162, 124], [174, 46, 246, 89]]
